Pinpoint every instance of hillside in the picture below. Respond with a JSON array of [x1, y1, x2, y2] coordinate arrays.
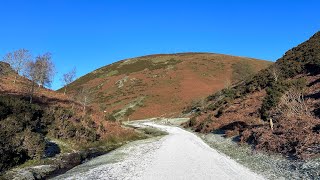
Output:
[[186, 32, 320, 159], [62, 53, 271, 121], [0, 62, 142, 174]]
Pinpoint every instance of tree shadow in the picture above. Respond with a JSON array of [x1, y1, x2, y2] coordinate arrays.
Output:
[[45, 141, 61, 158], [305, 91, 320, 100], [308, 78, 320, 87], [305, 64, 320, 76], [212, 121, 264, 143], [0, 90, 80, 107]]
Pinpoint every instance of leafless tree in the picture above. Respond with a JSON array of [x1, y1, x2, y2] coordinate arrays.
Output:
[[76, 87, 92, 114], [24, 61, 37, 103], [2, 49, 31, 83], [61, 67, 76, 94], [24, 52, 55, 103], [269, 65, 280, 82], [34, 53, 55, 88]]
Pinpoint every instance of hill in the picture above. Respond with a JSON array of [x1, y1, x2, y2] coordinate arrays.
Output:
[[185, 32, 320, 159], [62, 53, 271, 121], [0, 62, 141, 174]]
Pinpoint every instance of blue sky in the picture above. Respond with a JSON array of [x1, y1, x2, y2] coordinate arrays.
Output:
[[0, 0, 319, 90]]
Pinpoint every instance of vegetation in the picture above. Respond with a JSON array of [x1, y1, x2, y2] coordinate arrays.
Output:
[[60, 67, 76, 95], [67, 58, 182, 89], [188, 31, 320, 159], [231, 60, 255, 83], [2, 49, 31, 84], [74, 87, 93, 113], [2, 50, 56, 103], [0, 95, 100, 172], [0, 95, 46, 172]]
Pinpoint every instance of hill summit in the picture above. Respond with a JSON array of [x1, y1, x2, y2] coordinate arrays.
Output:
[[62, 53, 271, 121]]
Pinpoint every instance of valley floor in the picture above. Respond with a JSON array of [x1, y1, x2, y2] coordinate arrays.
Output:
[[54, 119, 264, 180]]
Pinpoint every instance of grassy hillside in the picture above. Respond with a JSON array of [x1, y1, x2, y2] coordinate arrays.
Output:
[[185, 32, 320, 159], [61, 53, 271, 121]]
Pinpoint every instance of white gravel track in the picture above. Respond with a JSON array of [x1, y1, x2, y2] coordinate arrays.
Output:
[[54, 121, 264, 180]]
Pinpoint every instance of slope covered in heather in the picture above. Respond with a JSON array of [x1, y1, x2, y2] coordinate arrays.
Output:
[[62, 53, 271, 121], [0, 62, 141, 174], [186, 32, 320, 159]]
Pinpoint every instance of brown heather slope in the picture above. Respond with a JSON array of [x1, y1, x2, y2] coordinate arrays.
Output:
[[0, 61, 142, 173], [186, 32, 320, 159], [0, 62, 136, 140], [62, 53, 271, 121]]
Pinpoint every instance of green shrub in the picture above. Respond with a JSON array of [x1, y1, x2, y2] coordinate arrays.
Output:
[[105, 114, 117, 121], [188, 116, 197, 127], [260, 78, 307, 120], [0, 96, 44, 172], [0, 95, 100, 172], [22, 129, 46, 159], [124, 108, 135, 117]]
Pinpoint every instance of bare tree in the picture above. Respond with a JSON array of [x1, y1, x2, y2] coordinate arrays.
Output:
[[24, 61, 37, 103], [61, 67, 76, 94], [269, 65, 280, 82], [2, 49, 31, 83], [24, 52, 55, 103], [34, 53, 55, 88], [76, 87, 92, 114]]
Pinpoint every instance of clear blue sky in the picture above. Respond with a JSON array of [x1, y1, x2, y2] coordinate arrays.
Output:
[[0, 0, 319, 90]]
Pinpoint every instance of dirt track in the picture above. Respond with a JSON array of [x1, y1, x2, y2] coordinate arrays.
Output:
[[54, 120, 264, 180]]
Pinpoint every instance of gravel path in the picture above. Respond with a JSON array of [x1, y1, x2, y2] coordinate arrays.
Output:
[[54, 121, 264, 180]]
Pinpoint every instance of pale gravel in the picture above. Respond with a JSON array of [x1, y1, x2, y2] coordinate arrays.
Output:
[[53, 122, 265, 180]]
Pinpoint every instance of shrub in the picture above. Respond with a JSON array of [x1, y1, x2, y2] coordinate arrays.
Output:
[[124, 108, 135, 117], [22, 129, 46, 159], [105, 114, 117, 121], [188, 117, 197, 127], [0, 96, 44, 172], [0, 95, 100, 172], [260, 78, 307, 120], [260, 81, 288, 119]]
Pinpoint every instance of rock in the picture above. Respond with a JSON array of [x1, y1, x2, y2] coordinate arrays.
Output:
[[3, 165, 58, 180]]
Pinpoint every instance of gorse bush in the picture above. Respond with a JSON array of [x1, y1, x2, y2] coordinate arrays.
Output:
[[260, 78, 307, 120], [0, 96, 45, 172], [22, 129, 46, 159], [260, 81, 288, 120], [0, 95, 99, 172]]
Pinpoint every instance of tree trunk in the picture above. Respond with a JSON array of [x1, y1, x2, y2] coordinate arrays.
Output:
[[13, 75, 17, 84], [64, 87, 67, 95], [269, 118, 274, 131], [29, 81, 35, 104]]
